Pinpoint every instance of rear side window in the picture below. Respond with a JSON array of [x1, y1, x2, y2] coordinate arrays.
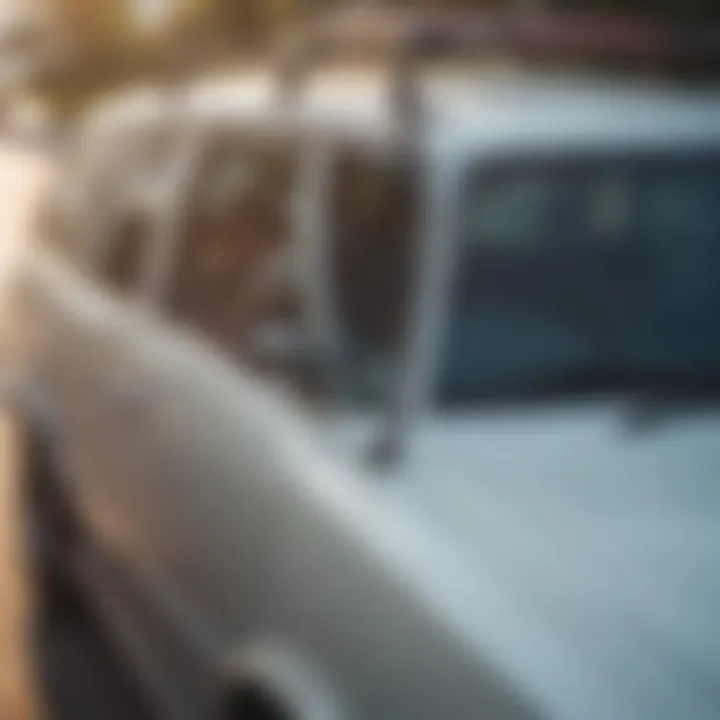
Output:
[[90, 123, 177, 296], [166, 132, 301, 359], [38, 121, 164, 291], [34, 130, 98, 263], [99, 211, 152, 295]]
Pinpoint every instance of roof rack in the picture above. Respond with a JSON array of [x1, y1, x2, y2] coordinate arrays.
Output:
[[274, 9, 720, 122]]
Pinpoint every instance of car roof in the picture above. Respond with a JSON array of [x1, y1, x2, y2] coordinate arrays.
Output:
[[438, 77, 720, 159], [84, 69, 720, 160]]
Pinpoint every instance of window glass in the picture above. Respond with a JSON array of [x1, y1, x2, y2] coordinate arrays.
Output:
[[463, 167, 563, 250], [92, 128, 174, 295], [166, 133, 300, 360], [436, 154, 720, 407], [99, 210, 153, 295], [34, 131, 96, 262], [639, 160, 720, 369], [583, 172, 635, 244], [328, 145, 419, 403], [36, 142, 118, 267], [40, 122, 171, 283]]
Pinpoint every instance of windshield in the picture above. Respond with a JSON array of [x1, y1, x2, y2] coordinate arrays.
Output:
[[436, 151, 720, 406]]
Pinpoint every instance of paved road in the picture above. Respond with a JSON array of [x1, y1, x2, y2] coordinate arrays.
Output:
[[0, 140, 156, 720]]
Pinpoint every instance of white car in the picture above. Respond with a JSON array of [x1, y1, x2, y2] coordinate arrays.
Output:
[[15, 38, 720, 720]]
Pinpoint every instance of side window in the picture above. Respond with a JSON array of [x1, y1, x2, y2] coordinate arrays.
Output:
[[437, 159, 640, 404], [37, 182, 152, 297], [38, 124, 161, 295], [638, 157, 720, 365], [99, 209, 153, 295], [327, 145, 419, 400], [462, 167, 563, 250], [578, 171, 635, 245], [437, 152, 720, 406], [34, 131, 98, 263], [166, 132, 300, 358]]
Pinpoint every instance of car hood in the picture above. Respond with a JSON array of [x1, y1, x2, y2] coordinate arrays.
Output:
[[326, 401, 720, 720]]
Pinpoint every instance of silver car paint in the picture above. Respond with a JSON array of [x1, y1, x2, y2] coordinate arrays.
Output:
[[23, 79, 720, 719], [27, 250, 544, 720]]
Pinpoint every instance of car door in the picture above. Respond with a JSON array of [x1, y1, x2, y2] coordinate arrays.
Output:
[[119, 130, 544, 720], [44, 119, 208, 563], [26, 155, 162, 547], [79, 125, 324, 716], [23, 122, 215, 718]]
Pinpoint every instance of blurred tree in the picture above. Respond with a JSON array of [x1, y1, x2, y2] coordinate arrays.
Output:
[[34, 0, 720, 117], [36, 0, 145, 115], [206, 0, 304, 48], [45, 0, 133, 61]]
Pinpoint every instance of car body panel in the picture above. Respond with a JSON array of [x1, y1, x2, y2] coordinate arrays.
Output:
[[20, 73, 720, 719]]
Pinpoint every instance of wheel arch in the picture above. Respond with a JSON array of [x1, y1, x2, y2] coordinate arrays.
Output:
[[220, 640, 350, 720]]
